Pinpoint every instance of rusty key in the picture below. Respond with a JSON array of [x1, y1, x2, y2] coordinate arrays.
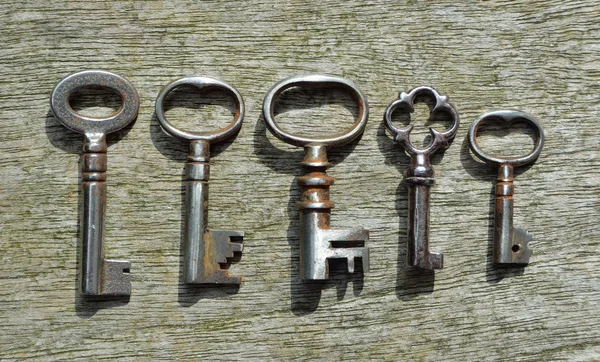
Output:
[[384, 87, 459, 270], [155, 77, 244, 284], [51, 70, 139, 297], [263, 75, 369, 281], [468, 111, 544, 266]]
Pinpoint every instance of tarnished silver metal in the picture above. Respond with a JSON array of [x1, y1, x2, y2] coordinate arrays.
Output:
[[384, 86, 460, 270], [156, 76, 244, 284], [263, 74, 369, 281], [468, 110, 544, 266], [51, 70, 139, 297], [263, 74, 368, 147]]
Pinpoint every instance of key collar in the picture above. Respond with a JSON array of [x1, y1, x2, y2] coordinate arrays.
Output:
[[262, 74, 369, 148]]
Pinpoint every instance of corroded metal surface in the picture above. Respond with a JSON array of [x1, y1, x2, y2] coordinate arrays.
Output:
[[263, 74, 369, 280], [384, 86, 460, 270], [468, 110, 545, 266], [50, 70, 139, 297], [155, 76, 244, 284]]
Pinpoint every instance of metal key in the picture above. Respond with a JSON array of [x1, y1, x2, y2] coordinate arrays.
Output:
[[51, 70, 139, 297], [155, 77, 244, 284], [468, 110, 544, 266], [263, 75, 369, 281], [384, 87, 459, 270]]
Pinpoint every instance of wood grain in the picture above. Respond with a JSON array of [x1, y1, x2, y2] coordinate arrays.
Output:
[[1, 0, 599, 360]]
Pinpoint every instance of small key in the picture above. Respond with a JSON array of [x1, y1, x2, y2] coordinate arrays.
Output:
[[51, 70, 139, 297], [263, 75, 370, 280], [155, 77, 244, 284], [384, 87, 460, 270], [468, 110, 544, 266]]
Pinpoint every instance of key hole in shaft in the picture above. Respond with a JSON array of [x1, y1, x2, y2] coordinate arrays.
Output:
[[512, 244, 521, 252], [69, 86, 122, 118]]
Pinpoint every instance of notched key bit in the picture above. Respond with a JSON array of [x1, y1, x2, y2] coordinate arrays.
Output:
[[384, 86, 460, 270], [263, 75, 370, 281], [50, 70, 139, 297], [199, 230, 244, 283], [468, 110, 544, 266], [155, 77, 245, 284]]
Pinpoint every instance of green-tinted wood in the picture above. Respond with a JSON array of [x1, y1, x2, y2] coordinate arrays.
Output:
[[1, 1, 599, 360]]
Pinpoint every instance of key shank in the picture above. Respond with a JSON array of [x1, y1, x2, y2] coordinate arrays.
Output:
[[493, 164, 532, 265], [184, 141, 243, 284], [404, 153, 443, 270], [80, 134, 130, 296], [297, 145, 369, 280]]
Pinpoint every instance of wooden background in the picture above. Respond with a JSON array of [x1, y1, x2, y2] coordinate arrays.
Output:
[[1, 0, 599, 360]]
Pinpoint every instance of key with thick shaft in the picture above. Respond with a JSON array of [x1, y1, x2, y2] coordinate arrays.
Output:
[[263, 75, 370, 281], [384, 87, 460, 270], [155, 77, 245, 284], [468, 110, 544, 266], [297, 145, 369, 280], [51, 70, 139, 297]]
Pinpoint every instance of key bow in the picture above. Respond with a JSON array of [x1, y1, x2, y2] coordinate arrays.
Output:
[[384, 86, 459, 156]]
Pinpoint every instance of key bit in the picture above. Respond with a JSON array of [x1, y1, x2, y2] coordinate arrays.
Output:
[[263, 75, 370, 281], [190, 230, 244, 284], [102, 260, 132, 296], [468, 110, 544, 266], [51, 70, 139, 297], [322, 228, 370, 274], [155, 77, 245, 285], [384, 86, 460, 270], [510, 228, 533, 264]]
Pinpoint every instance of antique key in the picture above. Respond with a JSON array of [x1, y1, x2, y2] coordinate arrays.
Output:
[[468, 111, 544, 266], [155, 77, 244, 284], [384, 87, 460, 270], [51, 70, 139, 296], [263, 75, 369, 280]]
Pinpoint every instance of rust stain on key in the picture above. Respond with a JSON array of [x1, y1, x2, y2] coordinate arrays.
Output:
[[263, 75, 369, 281], [468, 110, 544, 266], [51, 70, 139, 297], [155, 77, 244, 284], [384, 87, 460, 270]]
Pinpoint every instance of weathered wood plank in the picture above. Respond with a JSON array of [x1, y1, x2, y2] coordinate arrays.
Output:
[[1, 0, 599, 360]]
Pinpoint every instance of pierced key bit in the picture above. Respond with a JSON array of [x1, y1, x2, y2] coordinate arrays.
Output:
[[263, 75, 370, 280], [51, 70, 139, 297], [468, 110, 544, 266], [155, 77, 244, 284], [384, 87, 460, 270]]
